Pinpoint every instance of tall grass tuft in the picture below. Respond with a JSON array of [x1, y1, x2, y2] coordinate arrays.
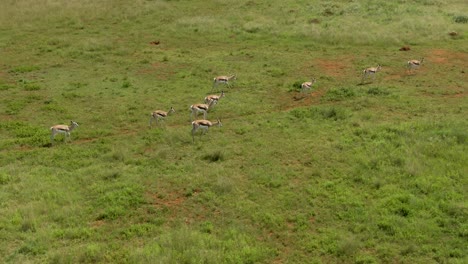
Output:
[[291, 106, 351, 121], [202, 150, 225, 162]]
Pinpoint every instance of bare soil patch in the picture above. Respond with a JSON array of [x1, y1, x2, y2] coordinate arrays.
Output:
[[427, 49, 468, 65], [313, 56, 356, 78]]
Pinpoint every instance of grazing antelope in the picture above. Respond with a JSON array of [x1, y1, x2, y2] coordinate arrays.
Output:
[[191, 118, 222, 142], [213, 75, 236, 90], [301, 78, 317, 95], [149, 107, 175, 127], [407, 58, 424, 73], [50, 121, 79, 143], [204, 91, 225, 105], [362, 65, 382, 82], [189, 100, 215, 121]]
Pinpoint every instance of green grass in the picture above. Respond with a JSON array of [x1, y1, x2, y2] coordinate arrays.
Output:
[[0, 0, 467, 263]]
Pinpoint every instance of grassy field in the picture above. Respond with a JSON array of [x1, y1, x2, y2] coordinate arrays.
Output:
[[0, 0, 467, 263]]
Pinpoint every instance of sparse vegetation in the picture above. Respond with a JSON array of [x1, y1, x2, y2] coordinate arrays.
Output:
[[0, 0, 467, 263]]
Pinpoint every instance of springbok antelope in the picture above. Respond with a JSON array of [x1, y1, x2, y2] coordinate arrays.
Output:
[[301, 78, 317, 94], [362, 65, 382, 82], [204, 91, 225, 105], [50, 121, 79, 143], [407, 58, 424, 73], [149, 107, 175, 127], [189, 100, 215, 121], [191, 118, 222, 142], [213, 75, 236, 90]]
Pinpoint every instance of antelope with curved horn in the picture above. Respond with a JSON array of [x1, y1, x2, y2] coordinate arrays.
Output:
[[362, 65, 382, 82], [407, 58, 424, 73], [50, 121, 79, 143], [189, 100, 215, 121], [301, 78, 317, 95], [204, 91, 225, 105], [149, 107, 175, 127], [191, 118, 222, 142], [213, 75, 236, 90]]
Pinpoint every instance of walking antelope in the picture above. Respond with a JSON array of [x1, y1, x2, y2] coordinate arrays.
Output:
[[149, 107, 175, 127], [191, 118, 222, 142], [301, 78, 317, 94], [190, 100, 215, 121], [50, 121, 79, 143], [204, 91, 225, 105], [213, 75, 236, 90], [407, 58, 424, 72], [362, 65, 382, 82]]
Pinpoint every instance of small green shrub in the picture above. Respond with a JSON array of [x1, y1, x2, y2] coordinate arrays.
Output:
[[10, 65, 40, 73], [23, 83, 41, 91], [290, 106, 350, 121], [62, 92, 83, 99], [289, 214, 310, 231], [367, 87, 390, 96], [18, 240, 45, 255], [108, 150, 127, 162], [20, 219, 37, 233], [289, 80, 304, 92], [336, 237, 360, 257], [0, 82, 14, 90], [41, 102, 67, 113], [202, 150, 225, 162], [121, 77, 132, 88], [234, 127, 248, 135], [355, 254, 378, 264], [320, 107, 348, 120], [323, 87, 356, 101], [200, 221, 214, 234], [0, 172, 12, 185], [96, 207, 126, 220], [142, 129, 164, 145], [5, 100, 26, 115], [214, 176, 234, 194], [54, 228, 93, 240], [94, 184, 144, 220], [103, 171, 121, 181], [453, 15, 468, 23], [254, 212, 284, 230], [80, 243, 103, 263], [265, 67, 285, 77], [377, 221, 396, 236], [121, 224, 154, 238], [69, 82, 88, 89]]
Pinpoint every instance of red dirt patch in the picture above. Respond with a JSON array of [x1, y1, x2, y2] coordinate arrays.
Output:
[[427, 49, 468, 65], [278, 88, 328, 111], [299, 56, 355, 80], [149, 189, 201, 209], [91, 220, 106, 228], [315, 59, 349, 77], [150, 191, 187, 208], [147, 189, 207, 225]]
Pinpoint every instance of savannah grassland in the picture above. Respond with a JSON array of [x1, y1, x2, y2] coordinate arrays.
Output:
[[0, 0, 467, 263]]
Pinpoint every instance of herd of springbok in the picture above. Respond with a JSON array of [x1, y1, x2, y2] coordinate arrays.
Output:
[[50, 58, 424, 144]]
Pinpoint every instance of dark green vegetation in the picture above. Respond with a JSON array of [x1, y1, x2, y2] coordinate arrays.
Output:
[[1, 0, 467, 263]]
